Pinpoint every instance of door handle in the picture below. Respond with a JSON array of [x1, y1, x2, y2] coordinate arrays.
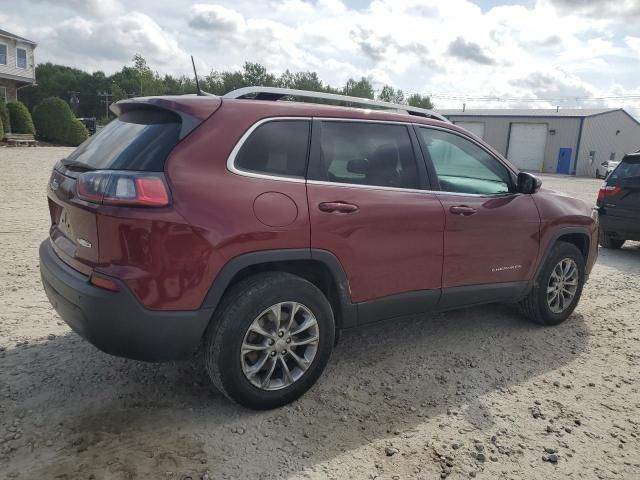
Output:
[[450, 205, 477, 216], [318, 201, 359, 213]]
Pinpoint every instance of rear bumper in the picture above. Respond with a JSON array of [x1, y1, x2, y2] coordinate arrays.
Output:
[[600, 213, 640, 241], [39, 240, 213, 362]]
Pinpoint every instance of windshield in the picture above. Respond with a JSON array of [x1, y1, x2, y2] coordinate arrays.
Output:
[[64, 109, 182, 171]]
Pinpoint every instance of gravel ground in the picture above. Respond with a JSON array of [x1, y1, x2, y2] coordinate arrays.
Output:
[[1, 147, 639, 480]]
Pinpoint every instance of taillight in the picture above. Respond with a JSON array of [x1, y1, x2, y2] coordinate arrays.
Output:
[[597, 184, 621, 201], [77, 171, 170, 207]]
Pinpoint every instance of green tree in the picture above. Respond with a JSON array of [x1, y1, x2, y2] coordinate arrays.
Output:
[[278, 70, 324, 91], [343, 77, 375, 99], [378, 85, 405, 104], [7, 101, 35, 134], [407, 93, 434, 110], [242, 62, 276, 87]]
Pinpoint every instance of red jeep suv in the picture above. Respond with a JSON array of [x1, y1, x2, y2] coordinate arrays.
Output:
[[40, 88, 598, 409]]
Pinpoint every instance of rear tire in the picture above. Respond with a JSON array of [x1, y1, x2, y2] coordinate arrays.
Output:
[[599, 230, 625, 249], [520, 242, 585, 326], [203, 272, 335, 409]]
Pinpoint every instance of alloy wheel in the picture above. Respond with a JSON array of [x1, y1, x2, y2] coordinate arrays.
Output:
[[546, 258, 579, 314], [241, 302, 320, 391]]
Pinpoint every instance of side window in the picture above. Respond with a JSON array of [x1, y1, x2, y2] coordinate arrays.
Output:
[[234, 120, 310, 178], [310, 121, 419, 189], [16, 48, 27, 69], [417, 128, 512, 195]]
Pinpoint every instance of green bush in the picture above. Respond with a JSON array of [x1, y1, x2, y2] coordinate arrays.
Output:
[[66, 118, 89, 146], [0, 102, 10, 134], [6, 101, 35, 134], [33, 97, 88, 146]]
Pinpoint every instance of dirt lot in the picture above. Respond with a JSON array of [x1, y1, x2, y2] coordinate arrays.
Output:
[[1, 147, 639, 480]]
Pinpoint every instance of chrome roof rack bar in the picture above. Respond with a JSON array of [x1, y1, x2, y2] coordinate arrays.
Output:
[[223, 86, 449, 122]]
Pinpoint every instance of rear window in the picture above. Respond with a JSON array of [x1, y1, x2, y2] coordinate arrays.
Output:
[[610, 156, 640, 182], [64, 109, 182, 171], [234, 120, 310, 178]]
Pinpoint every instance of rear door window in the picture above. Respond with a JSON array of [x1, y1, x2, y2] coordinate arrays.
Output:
[[234, 120, 310, 178], [64, 109, 182, 171], [309, 121, 420, 189]]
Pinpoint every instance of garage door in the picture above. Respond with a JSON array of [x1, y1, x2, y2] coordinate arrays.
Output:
[[454, 122, 485, 139], [507, 123, 548, 171]]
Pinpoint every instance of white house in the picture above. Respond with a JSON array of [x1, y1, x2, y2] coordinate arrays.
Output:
[[0, 28, 36, 103]]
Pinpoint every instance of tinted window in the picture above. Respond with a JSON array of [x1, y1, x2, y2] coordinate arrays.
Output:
[[235, 120, 310, 178], [610, 156, 640, 182], [310, 121, 419, 189], [418, 128, 511, 195], [17, 48, 27, 69], [65, 109, 182, 171]]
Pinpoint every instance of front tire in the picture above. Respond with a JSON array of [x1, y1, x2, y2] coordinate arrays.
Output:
[[520, 242, 585, 326], [203, 272, 335, 409]]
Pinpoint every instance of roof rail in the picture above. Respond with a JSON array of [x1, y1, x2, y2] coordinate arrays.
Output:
[[223, 86, 449, 122]]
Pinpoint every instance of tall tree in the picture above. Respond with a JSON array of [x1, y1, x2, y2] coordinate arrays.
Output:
[[407, 93, 434, 110], [343, 77, 375, 99], [378, 85, 405, 104]]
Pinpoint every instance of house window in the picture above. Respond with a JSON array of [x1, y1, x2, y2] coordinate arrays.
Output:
[[610, 152, 616, 162], [0, 87, 6, 103], [0, 44, 7, 65], [589, 151, 596, 164], [16, 48, 27, 69]]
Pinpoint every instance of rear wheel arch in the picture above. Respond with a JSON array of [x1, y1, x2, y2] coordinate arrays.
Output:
[[202, 249, 356, 329]]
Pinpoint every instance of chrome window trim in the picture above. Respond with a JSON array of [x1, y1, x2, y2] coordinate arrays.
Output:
[[226, 116, 312, 184], [306, 179, 432, 195], [226, 116, 520, 198], [306, 179, 517, 198]]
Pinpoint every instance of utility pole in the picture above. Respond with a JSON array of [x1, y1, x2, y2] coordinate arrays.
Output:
[[97, 91, 113, 119], [68, 91, 80, 115]]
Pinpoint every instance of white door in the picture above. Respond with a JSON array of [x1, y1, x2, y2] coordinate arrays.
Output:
[[455, 121, 485, 139], [507, 123, 548, 171]]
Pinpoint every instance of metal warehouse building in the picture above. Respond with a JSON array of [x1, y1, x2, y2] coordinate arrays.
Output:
[[439, 108, 640, 176]]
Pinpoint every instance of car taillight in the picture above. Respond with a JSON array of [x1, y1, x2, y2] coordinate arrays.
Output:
[[597, 184, 621, 201], [77, 171, 170, 207]]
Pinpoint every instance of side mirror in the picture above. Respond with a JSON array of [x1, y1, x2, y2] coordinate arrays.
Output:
[[517, 172, 542, 194], [347, 158, 369, 175]]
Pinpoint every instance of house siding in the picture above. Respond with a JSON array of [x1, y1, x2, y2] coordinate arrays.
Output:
[[0, 36, 35, 85], [576, 111, 640, 177], [446, 115, 581, 173]]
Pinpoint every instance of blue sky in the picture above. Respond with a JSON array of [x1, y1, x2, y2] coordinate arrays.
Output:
[[2, 0, 640, 114]]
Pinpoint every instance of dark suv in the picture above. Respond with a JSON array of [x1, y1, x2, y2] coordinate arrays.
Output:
[[39, 88, 598, 409], [597, 152, 640, 249]]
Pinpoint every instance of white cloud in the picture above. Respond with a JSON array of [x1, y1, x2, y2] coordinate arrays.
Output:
[[32, 12, 188, 72], [8, 0, 640, 117]]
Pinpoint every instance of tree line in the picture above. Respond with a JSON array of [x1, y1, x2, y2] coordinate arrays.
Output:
[[19, 55, 433, 123]]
